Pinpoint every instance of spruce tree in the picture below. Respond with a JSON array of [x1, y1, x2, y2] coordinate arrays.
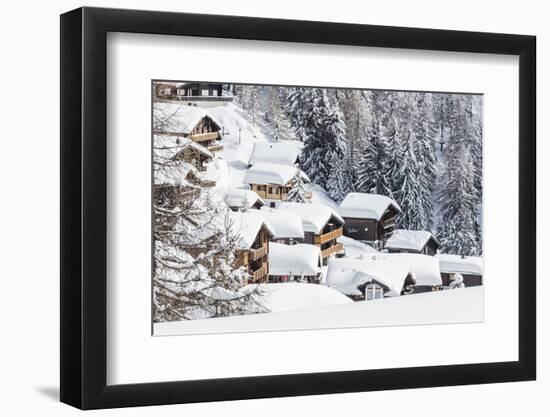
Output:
[[286, 173, 310, 203]]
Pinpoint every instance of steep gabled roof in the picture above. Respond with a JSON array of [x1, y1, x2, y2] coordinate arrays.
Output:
[[325, 258, 411, 297], [385, 229, 440, 252], [243, 163, 302, 186], [339, 193, 401, 220], [278, 202, 344, 234], [248, 142, 300, 166], [224, 188, 265, 209], [253, 207, 304, 240], [229, 211, 275, 250], [154, 102, 221, 134], [154, 134, 213, 160]]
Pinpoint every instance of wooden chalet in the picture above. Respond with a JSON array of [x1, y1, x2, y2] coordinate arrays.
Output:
[[436, 254, 483, 287], [224, 189, 265, 212], [243, 163, 311, 206], [385, 229, 440, 256], [325, 258, 414, 301], [278, 202, 345, 265], [339, 193, 401, 250], [169, 138, 213, 172], [153, 82, 179, 99], [153, 103, 224, 153], [247, 142, 300, 168], [252, 207, 304, 245], [178, 82, 223, 97], [231, 212, 275, 284]]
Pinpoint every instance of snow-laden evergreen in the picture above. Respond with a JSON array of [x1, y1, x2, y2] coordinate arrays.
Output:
[[437, 101, 481, 256], [286, 173, 310, 203]]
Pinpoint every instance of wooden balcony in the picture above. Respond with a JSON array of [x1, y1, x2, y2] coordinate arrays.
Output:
[[382, 216, 397, 229], [189, 132, 220, 142], [249, 244, 268, 262], [314, 227, 343, 245], [320, 242, 344, 259], [207, 144, 224, 153], [250, 263, 268, 282]]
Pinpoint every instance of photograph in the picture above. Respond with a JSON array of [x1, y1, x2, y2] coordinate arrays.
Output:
[[151, 80, 484, 336]]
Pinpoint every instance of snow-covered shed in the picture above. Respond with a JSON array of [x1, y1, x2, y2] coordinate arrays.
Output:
[[229, 211, 275, 284], [278, 202, 345, 265], [247, 142, 300, 167], [325, 258, 414, 300], [243, 163, 310, 204], [268, 243, 321, 283], [339, 193, 401, 249], [248, 283, 353, 313], [253, 207, 304, 243], [436, 254, 483, 287], [385, 229, 440, 256], [224, 188, 265, 212], [369, 253, 443, 292], [153, 103, 224, 153]]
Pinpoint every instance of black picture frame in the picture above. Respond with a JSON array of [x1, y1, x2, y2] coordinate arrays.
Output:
[[60, 6, 536, 410]]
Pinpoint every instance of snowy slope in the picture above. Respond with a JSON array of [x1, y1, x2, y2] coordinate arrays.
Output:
[[154, 286, 484, 335]]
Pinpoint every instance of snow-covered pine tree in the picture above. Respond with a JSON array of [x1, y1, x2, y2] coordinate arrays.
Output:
[[152, 109, 266, 322], [236, 85, 260, 124], [266, 86, 294, 141], [289, 89, 347, 191], [285, 172, 310, 203], [410, 93, 438, 230], [437, 106, 480, 256], [392, 128, 426, 230]]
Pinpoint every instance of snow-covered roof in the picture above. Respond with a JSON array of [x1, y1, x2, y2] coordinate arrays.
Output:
[[269, 243, 320, 276], [248, 142, 299, 166], [436, 254, 483, 275], [228, 211, 275, 250], [154, 134, 213, 160], [365, 253, 442, 287], [247, 283, 352, 313], [153, 160, 198, 187], [339, 193, 401, 220], [385, 229, 439, 252], [243, 162, 300, 186], [154, 102, 220, 134], [325, 258, 411, 297], [224, 188, 265, 209], [278, 202, 344, 234], [254, 207, 304, 239]]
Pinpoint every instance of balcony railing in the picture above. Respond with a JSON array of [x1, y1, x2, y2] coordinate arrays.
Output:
[[249, 244, 268, 262], [382, 216, 397, 229], [189, 132, 220, 142], [207, 144, 224, 153], [314, 227, 343, 245], [250, 263, 268, 282], [320, 242, 344, 259]]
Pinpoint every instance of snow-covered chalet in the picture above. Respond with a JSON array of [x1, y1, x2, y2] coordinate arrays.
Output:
[[339, 193, 401, 250], [278, 202, 345, 265]]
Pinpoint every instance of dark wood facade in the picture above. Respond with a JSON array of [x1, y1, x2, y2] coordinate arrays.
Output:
[[184, 115, 224, 153], [386, 237, 439, 256], [173, 143, 212, 172], [440, 272, 482, 287], [342, 206, 399, 248], [178, 83, 223, 97], [295, 216, 344, 265], [235, 225, 271, 284]]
